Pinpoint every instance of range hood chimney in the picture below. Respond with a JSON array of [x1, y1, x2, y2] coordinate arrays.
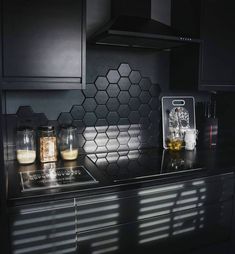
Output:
[[89, 0, 200, 50]]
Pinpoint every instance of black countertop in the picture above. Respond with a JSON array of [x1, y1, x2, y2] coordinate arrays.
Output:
[[7, 148, 235, 206]]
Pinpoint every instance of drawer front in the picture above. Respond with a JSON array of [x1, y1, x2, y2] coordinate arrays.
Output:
[[10, 199, 76, 254], [77, 200, 233, 254], [76, 174, 234, 233]]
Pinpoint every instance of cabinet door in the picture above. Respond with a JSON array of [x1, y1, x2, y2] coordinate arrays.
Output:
[[200, 0, 235, 90], [77, 200, 233, 254], [10, 199, 77, 254], [75, 174, 234, 234], [2, 0, 85, 90]]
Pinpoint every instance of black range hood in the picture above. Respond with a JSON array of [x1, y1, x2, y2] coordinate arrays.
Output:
[[89, 0, 201, 50]]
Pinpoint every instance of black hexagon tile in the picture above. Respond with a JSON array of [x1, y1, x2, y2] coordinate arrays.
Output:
[[128, 124, 141, 137], [129, 98, 141, 111], [83, 112, 97, 126], [129, 85, 141, 97], [139, 78, 152, 91], [96, 119, 108, 127], [107, 126, 119, 139], [83, 98, 97, 112], [139, 117, 151, 129], [118, 91, 130, 104], [129, 70, 141, 84], [106, 139, 120, 151], [107, 70, 120, 83], [107, 112, 119, 125], [107, 84, 120, 98], [83, 127, 97, 141], [78, 134, 86, 147], [95, 91, 109, 105], [118, 105, 130, 118], [139, 104, 151, 117], [129, 111, 141, 124], [83, 83, 97, 98], [95, 133, 109, 147], [17, 106, 34, 117], [72, 120, 85, 129], [58, 112, 73, 126], [140, 91, 151, 104], [117, 132, 130, 145], [118, 77, 131, 91], [95, 105, 109, 118], [107, 98, 119, 111], [95, 76, 109, 90], [128, 137, 140, 150], [71, 105, 85, 120], [118, 63, 131, 77], [95, 125, 108, 133], [83, 140, 97, 153], [118, 118, 130, 126]]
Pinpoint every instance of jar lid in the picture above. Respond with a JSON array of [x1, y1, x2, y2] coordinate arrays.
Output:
[[61, 125, 77, 130], [17, 126, 34, 132], [38, 126, 55, 132]]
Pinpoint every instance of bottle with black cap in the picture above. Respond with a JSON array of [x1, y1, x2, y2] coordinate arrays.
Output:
[[38, 126, 58, 163]]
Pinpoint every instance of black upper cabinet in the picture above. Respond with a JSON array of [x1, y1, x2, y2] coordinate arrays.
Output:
[[1, 0, 86, 90], [170, 0, 201, 91], [199, 0, 235, 90]]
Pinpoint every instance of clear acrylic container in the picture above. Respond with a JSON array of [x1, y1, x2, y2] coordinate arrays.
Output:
[[16, 127, 36, 164]]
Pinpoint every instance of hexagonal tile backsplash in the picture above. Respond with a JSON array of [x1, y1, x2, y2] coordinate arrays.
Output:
[[9, 63, 161, 156]]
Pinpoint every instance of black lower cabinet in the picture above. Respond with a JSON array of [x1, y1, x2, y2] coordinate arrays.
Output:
[[9, 173, 235, 254], [77, 201, 233, 254], [9, 199, 77, 254], [1, 208, 9, 254]]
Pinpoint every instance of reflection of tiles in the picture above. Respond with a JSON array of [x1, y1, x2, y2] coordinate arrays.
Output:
[[138, 181, 207, 245], [87, 150, 163, 181]]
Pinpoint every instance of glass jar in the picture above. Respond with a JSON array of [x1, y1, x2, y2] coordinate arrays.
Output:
[[166, 130, 184, 151], [38, 126, 58, 163], [59, 126, 79, 161], [16, 127, 36, 164]]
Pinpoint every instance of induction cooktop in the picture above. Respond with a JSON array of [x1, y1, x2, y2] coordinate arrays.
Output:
[[87, 149, 204, 183], [20, 165, 98, 192]]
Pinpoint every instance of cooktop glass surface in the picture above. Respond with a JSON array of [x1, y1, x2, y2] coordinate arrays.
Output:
[[87, 149, 204, 183], [19, 164, 98, 192]]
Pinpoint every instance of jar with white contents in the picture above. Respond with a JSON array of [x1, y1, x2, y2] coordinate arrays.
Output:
[[16, 127, 36, 165], [59, 126, 79, 161], [38, 126, 58, 163]]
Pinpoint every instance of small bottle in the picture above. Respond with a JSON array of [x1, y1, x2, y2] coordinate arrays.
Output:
[[38, 126, 58, 163], [59, 126, 79, 161], [16, 127, 36, 164]]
